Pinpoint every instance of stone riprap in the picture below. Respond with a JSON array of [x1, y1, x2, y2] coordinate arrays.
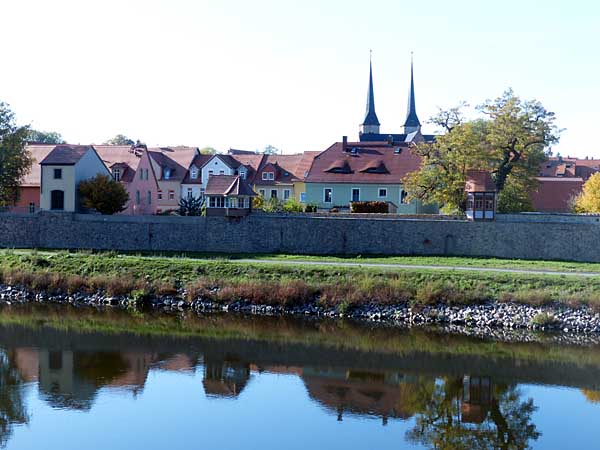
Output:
[[2, 211, 600, 261]]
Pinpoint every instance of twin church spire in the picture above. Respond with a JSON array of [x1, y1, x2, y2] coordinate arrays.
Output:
[[360, 53, 421, 137]]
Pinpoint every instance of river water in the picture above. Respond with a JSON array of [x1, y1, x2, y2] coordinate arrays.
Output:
[[0, 309, 599, 449]]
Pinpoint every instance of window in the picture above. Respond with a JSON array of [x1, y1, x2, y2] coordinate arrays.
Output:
[[187, 188, 193, 198], [284, 189, 290, 200], [136, 190, 141, 205], [400, 191, 408, 204], [474, 194, 483, 210], [200, 187, 205, 197], [271, 190, 277, 199], [351, 188, 360, 202], [157, 190, 163, 200], [190, 168, 198, 179], [378, 188, 387, 198], [466, 195, 474, 210], [228, 197, 238, 208], [208, 170, 214, 176], [168, 190, 175, 200], [164, 168, 171, 180], [262, 172, 275, 181], [29, 202, 35, 214], [145, 169, 149, 180], [324, 188, 332, 203], [240, 170, 246, 179], [259, 189, 265, 197], [240, 197, 249, 208], [50, 190, 64, 210], [53, 168, 62, 179], [113, 168, 121, 181], [147, 191, 152, 204], [300, 192, 306, 203], [209, 197, 225, 208], [219, 170, 225, 175]]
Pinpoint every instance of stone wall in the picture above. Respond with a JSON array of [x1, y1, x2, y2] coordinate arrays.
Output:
[[1, 211, 600, 262]]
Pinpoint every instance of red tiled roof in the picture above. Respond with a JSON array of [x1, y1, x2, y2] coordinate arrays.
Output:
[[93, 145, 143, 183], [305, 141, 419, 184], [465, 170, 496, 192], [530, 177, 583, 212], [231, 154, 266, 184], [254, 152, 319, 186], [40, 145, 92, 165], [182, 154, 213, 184], [205, 175, 256, 196], [148, 147, 198, 182], [539, 157, 600, 181], [23, 145, 56, 186]]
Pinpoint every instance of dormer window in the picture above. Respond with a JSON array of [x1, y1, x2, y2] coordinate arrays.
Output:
[[190, 168, 198, 179], [164, 168, 172, 180], [112, 168, 121, 182], [262, 172, 275, 180]]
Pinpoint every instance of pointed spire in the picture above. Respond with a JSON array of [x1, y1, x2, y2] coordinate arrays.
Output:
[[403, 52, 421, 132], [362, 50, 380, 128]]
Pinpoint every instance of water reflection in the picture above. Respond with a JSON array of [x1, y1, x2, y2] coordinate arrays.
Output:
[[0, 314, 599, 449]]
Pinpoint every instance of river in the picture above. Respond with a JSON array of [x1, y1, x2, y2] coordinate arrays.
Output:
[[0, 307, 599, 449]]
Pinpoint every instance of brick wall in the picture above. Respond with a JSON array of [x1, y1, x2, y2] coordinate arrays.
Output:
[[2, 211, 600, 262]]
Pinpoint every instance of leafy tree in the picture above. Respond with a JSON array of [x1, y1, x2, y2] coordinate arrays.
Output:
[[404, 90, 560, 212], [252, 194, 265, 210], [0, 102, 31, 208], [27, 129, 65, 144], [78, 175, 129, 214], [262, 145, 281, 155], [574, 173, 600, 213], [200, 147, 217, 155], [178, 195, 205, 216], [104, 134, 135, 146], [497, 175, 535, 213], [282, 198, 303, 212], [0, 351, 29, 447]]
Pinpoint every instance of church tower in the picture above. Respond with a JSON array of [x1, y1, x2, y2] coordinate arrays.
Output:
[[360, 53, 380, 135], [402, 54, 421, 134]]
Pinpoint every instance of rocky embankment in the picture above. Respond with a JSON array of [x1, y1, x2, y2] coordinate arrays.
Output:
[[2, 283, 600, 345]]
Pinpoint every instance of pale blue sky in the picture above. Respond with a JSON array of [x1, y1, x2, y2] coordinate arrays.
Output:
[[0, 0, 598, 156]]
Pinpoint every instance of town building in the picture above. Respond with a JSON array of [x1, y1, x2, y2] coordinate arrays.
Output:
[[204, 174, 256, 217], [465, 170, 497, 221], [39, 145, 110, 212]]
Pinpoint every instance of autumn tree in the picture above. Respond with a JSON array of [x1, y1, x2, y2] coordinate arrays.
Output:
[[404, 90, 560, 213], [0, 102, 31, 208], [78, 174, 129, 214], [573, 173, 600, 213], [200, 146, 217, 155], [27, 129, 65, 144], [104, 134, 135, 146]]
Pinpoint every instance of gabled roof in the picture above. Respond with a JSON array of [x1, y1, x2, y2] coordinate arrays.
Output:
[[254, 153, 319, 185], [148, 147, 198, 182], [40, 145, 93, 165], [230, 154, 266, 184], [539, 157, 600, 181], [23, 144, 56, 186], [182, 154, 213, 184], [205, 175, 256, 196], [465, 170, 496, 192], [93, 145, 143, 183], [305, 141, 420, 184]]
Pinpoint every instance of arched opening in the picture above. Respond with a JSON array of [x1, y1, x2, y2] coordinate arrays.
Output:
[[50, 190, 64, 211]]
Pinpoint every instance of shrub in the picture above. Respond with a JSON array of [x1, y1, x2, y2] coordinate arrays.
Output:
[[530, 312, 559, 327], [261, 197, 283, 213], [282, 198, 303, 213], [304, 203, 318, 213], [78, 175, 129, 215], [351, 201, 389, 213]]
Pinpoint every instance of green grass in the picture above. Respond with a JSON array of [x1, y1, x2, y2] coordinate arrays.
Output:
[[2, 249, 600, 310]]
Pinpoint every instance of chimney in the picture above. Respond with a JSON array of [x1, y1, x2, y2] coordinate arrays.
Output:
[[342, 136, 348, 152]]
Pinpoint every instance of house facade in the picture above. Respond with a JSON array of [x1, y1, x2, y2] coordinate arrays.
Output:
[[39, 145, 110, 212], [205, 175, 256, 217]]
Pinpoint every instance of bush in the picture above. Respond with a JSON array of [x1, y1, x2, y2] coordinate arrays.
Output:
[[351, 201, 389, 213], [304, 203, 318, 213], [261, 197, 283, 213], [282, 198, 303, 213], [78, 175, 129, 215], [530, 312, 559, 327]]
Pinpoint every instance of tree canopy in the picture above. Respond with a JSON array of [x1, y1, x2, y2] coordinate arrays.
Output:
[[27, 129, 65, 144], [404, 89, 560, 213], [103, 134, 135, 146], [78, 174, 129, 215], [262, 145, 281, 155], [199, 147, 217, 155], [0, 102, 32, 208], [574, 173, 600, 213]]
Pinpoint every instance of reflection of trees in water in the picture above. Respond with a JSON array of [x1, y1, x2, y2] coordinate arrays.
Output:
[[581, 389, 600, 404], [0, 351, 28, 448], [406, 376, 540, 450]]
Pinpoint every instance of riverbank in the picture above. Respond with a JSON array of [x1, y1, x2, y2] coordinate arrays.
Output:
[[3, 250, 600, 336]]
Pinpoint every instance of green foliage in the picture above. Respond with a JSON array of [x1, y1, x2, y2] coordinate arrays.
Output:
[[199, 147, 217, 155], [405, 90, 560, 212], [282, 198, 303, 213], [350, 201, 389, 213], [0, 101, 32, 207], [530, 312, 559, 327], [78, 175, 129, 215], [27, 129, 65, 144], [261, 144, 281, 155], [103, 134, 135, 146], [496, 175, 535, 213], [252, 194, 264, 210], [574, 173, 600, 213], [304, 203, 318, 213], [178, 196, 204, 216], [261, 197, 283, 212]]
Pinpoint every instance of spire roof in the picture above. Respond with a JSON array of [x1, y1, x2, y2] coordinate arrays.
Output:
[[403, 54, 421, 128], [362, 53, 380, 127]]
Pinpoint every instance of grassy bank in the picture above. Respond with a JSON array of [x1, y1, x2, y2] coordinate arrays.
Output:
[[2, 249, 600, 310]]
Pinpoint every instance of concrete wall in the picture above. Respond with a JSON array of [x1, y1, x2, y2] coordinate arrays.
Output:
[[3, 212, 600, 262]]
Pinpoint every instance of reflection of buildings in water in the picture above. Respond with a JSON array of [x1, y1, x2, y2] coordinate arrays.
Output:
[[301, 367, 422, 424], [461, 375, 493, 424], [203, 356, 251, 398], [11, 348, 199, 410]]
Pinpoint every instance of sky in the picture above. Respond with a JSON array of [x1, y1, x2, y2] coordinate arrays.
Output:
[[0, 0, 598, 156]]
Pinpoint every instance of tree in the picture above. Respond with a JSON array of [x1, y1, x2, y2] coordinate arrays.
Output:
[[199, 147, 217, 155], [496, 175, 535, 213], [104, 134, 135, 146], [27, 129, 65, 144], [282, 198, 303, 213], [78, 175, 129, 214], [262, 145, 281, 155], [178, 195, 205, 216], [0, 102, 32, 208], [574, 173, 600, 213], [404, 90, 560, 212]]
